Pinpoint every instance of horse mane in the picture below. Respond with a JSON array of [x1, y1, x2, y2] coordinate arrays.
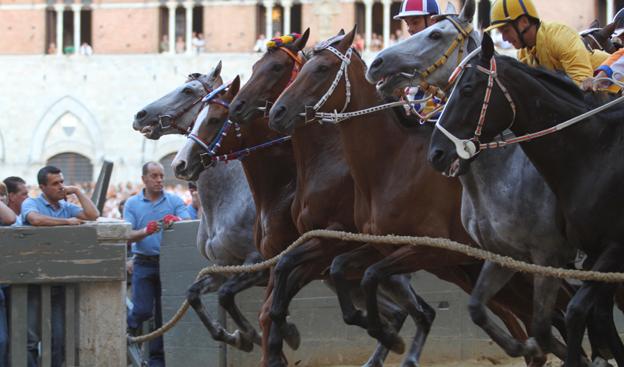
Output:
[[498, 55, 624, 122]]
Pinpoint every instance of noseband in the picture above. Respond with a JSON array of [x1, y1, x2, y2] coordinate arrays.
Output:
[[157, 75, 218, 134]]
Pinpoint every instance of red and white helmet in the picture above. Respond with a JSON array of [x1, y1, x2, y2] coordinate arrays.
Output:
[[394, 0, 440, 20]]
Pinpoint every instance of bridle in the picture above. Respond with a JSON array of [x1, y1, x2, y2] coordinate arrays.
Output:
[[157, 74, 217, 134], [399, 16, 474, 91], [187, 81, 291, 168], [436, 49, 624, 159], [580, 28, 605, 52], [435, 47, 517, 159], [300, 43, 354, 123], [260, 46, 306, 115]]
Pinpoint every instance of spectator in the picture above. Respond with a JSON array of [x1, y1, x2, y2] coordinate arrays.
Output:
[[4, 176, 28, 226], [186, 182, 201, 220], [388, 33, 399, 46], [47, 42, 57, 54], [79, 42, 93, 56], [253, 34, 267, 53], [159, 35, 169, 53], [371, 33, 383, 51], [354, 33, 365, 52], [20, 166, 99, 367], [125, 162, 190, 366], [175, 36, 185, 53], [192, 32, 206, 54], [0, 183, 15, 367]]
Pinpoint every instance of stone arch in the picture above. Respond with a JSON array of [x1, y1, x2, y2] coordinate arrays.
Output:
[[29, 96, 102, 164]]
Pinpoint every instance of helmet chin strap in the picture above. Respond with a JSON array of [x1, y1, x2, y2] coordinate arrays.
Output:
[[512, 19, 535, 49]]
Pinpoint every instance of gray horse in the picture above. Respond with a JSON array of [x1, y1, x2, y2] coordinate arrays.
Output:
[[366, 1, 579, 364], [132, 64, 265, 352]]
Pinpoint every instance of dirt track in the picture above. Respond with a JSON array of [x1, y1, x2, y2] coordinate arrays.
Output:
[[331, 356, 564, 367]]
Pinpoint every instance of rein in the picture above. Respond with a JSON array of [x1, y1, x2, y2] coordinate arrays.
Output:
[[436, 50, 624, 159], [158, 75, 215, 134]]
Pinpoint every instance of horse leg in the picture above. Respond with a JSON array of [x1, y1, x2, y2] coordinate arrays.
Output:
[[565, 242, 624, 367], [531, 274, 567, 360], [217, 253, 268, 349], [377, 274, 436, 367], [593, 286, 624, 365], [261, 271, 287, 367], [186, 274, 245, 349], [330, 244, 384, 329], [467, 260, 538, 358]]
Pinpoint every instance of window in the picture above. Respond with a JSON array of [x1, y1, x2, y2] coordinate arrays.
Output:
[[47, 152, 94, 184]]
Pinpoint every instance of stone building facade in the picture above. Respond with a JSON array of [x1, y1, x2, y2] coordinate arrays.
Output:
[[0, 0, 619, 184]]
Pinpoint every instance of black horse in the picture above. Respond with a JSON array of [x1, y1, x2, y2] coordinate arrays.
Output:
[[428, 33, 624, 367]]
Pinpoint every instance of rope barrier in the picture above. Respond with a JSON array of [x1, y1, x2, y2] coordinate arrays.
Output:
[[129, 229, 624, 344]]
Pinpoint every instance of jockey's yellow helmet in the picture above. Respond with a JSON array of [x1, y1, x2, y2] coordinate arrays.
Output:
[[485, 0, 539, 32]]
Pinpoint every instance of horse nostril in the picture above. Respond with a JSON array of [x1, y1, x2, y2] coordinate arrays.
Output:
[[370, 58, 383, 70], [173, 160, 188, 175], [430, 149, 445, 165], [136, 110, 147, 120]]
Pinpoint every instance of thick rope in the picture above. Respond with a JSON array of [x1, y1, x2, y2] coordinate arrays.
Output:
[[129, 229, 624, 343]]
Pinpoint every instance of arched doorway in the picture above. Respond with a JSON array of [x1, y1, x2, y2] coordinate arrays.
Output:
[[47, 152, 93, 184]]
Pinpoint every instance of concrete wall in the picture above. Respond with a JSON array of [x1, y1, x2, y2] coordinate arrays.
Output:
[[160, 222, 513, 367]]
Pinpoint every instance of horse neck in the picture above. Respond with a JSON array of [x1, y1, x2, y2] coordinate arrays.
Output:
[[238, 116, 296, 208], [291, 123, 343, 182], [196, 162, 251, 227]]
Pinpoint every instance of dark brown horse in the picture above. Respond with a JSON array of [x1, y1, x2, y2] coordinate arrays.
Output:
[[268, 27, 572, 367], [229, 30, 427, 367], [171, 44, 416, 365]]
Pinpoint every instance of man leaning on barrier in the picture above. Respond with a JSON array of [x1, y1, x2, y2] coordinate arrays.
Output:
[[20, 165, 99, 367], [124, 162, 190, 367], [0, 182, 16, 367]]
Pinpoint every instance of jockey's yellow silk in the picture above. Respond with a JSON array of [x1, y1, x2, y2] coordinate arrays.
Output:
[[517, 22, 609, 85]]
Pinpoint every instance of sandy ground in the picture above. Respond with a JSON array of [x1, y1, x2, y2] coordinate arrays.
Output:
[[329, 356, 565, 367]]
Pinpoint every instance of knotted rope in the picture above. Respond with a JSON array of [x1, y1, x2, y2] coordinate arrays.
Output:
[[129, 229, 624, 343]]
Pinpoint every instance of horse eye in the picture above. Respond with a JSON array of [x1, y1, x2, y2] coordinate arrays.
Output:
[[317, 64, 329, 73], [429, 31, 442, 40], [272, 63, 284, 72], [182, 88, 194, 95], [208, 117, 220, 124]]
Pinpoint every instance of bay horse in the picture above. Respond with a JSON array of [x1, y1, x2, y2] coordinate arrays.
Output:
[[132, 65, 266, 351], [228, 30, 424, 367], [172, 40, 420, 366], [366, 1, 581, 363], [427, 33, 624, 367], [268, 26, 553, 367]]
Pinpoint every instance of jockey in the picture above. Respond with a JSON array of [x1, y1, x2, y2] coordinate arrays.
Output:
[[393, 0, 443, 119], [485, 0, 608, 86]]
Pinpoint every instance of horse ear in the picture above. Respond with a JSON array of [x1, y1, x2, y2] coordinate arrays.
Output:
[[338, 28, 346, 36], [481, 32, 495, 61], [227, 76, 241, 98], [338, 25, 357, 52], [459, 0, 475, 23], [293, 28, 310, 51], [589, 19, 600, 29], [209, 61, 222, 81], [604, 21, 617, 36], [445, 1, 457, 15]]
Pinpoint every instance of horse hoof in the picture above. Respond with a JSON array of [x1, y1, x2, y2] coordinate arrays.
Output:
[[233, 330, 254, 352], [400, 360, 419, 367], [592, 357, 614, 367], [525, 337, 544, 358], [282, 322, 301, 350]]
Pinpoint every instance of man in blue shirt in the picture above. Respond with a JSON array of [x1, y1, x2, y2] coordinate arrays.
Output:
[[21, 166, 99, 367], [4, 176, 29, 226], [0, 185, 16, 367], [186, 181, 200, 220], [125, 162, 190, 367]]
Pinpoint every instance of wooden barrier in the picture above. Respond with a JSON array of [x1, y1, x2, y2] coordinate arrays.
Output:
[[0, 222, 128, 367]]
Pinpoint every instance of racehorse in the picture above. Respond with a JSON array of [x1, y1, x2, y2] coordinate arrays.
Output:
[[427, 33, 624, 367], [365, 1, 579, 363], [132, 65, 265, 351], [268, 25, 553, 367], [580, 20, 619, 53], [228, 30, 423, 367]]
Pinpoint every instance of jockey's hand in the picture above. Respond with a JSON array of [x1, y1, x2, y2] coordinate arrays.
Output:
[[144, 220, 161, 235], [162, 214, 181, 229], [581, 77, 597, 92]]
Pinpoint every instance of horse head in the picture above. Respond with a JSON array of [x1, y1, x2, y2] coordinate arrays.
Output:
[[230, 29, 310, 124], [269, 26, 366, 133], [428, 33, 516, 177], [367, 0, 479, 94], [132, 62, 223, 139], [580, 20, 619, 53], [171, 76, 241, 181]]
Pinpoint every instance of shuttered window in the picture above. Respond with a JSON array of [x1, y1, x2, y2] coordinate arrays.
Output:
[[47, 152, 93, 184]]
